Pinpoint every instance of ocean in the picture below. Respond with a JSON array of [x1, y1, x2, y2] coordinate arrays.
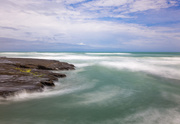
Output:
[[0, 52, 180, 124]]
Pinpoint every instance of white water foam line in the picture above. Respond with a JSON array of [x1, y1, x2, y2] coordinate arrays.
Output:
[[0, 79, 97, 104], [85, 53, 132, 55], [99, 61, 180, 80]]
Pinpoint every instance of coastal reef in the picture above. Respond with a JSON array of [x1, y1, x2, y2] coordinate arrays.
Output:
[[0, 57, 75, 98]]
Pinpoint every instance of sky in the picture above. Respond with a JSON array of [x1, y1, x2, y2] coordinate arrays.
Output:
[[0, 0, 180, 52]]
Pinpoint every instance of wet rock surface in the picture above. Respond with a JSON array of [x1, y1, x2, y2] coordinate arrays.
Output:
[[0, 57, 75, 98]]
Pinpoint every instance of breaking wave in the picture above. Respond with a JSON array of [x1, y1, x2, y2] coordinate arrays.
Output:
[[99, 60, 180, 80]]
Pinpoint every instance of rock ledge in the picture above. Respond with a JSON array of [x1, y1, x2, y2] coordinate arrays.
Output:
[[0, 57, 75, 98]]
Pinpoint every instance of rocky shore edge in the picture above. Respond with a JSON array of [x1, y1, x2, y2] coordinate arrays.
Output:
[[0, 57, 75, 98]]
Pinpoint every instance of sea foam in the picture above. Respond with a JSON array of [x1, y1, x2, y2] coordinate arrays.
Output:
[[99, 60, 180, 80]]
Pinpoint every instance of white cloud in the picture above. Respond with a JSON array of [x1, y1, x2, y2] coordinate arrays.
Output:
[[84, 0, 132, 7], [79, 0, 178, 18], [129, 0, 178, 13], [0, 0, 179, 51], [63, 0, 86, 4], [0, 5, 179, 47], [77, 42, 86, 45]]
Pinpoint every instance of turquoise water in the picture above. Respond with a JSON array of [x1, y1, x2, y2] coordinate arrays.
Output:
[[0, 52, 180, 124]]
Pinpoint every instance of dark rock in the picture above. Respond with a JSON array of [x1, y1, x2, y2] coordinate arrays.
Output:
[[0, 57, 75, 98], [37, 65, 52, 70], [53, 73, 66, 78], [40, 80, 55, 86]]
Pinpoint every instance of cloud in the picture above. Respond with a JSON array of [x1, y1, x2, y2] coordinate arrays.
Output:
[[63, 0, 86, 4], [0, 26, 18, 31], [128, 0, 178, 13], [77, 42, 86, 45], [0, 0, 179, 51], [0, 37, 94, 51], [75, 0, 179, 18], [83, 0, 132, 7]]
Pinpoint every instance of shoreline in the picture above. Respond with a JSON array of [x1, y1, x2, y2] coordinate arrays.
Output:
[[0, 57, 75, 98]]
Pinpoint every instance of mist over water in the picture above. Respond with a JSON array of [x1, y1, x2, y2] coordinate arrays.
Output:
[[0, 52, 180, 124]]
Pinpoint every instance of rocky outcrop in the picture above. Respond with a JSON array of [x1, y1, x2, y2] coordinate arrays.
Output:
[[0, 57, 75, 98]]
